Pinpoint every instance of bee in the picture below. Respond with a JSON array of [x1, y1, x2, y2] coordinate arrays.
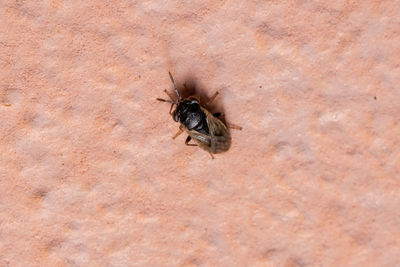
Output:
[[156, 72, 242, 159]]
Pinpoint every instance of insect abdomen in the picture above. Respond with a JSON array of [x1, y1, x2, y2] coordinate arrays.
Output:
[[211, 135, 231, 153]]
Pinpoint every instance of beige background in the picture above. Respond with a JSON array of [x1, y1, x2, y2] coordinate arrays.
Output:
[[1, 0, 400, 266]]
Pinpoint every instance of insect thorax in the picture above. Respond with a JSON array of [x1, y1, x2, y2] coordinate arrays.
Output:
[[176, 100, 209, 135]]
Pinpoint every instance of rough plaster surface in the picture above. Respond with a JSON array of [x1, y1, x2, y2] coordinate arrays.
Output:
[[1, 0, 400, 266]]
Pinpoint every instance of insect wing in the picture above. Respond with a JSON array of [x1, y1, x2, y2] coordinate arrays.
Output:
[[203, 109, 228, 137], [188, 130, 211, 147], [203, 109, 231, 153]]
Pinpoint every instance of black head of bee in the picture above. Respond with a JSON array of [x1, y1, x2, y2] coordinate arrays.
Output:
[[173, 99, 209, 135]]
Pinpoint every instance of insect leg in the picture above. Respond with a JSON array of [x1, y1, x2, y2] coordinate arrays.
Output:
[[185, 136, 197, 146], [169, 103, 174, 114], [207, 91, 219, 105], [208, 152, 215, 159], [214, 112, 242, 130], [226, 122, 242, 130], [163, 89, 175, 101], [156, 93, 177, 112], [172, 126, 184, 139]]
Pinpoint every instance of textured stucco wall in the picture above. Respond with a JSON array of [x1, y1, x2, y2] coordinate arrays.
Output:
[[1, 0, 399, 266]]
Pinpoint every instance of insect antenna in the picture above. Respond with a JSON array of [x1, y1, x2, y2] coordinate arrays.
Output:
[[156, 98, 178, 104], [168, 72, 182, 100]]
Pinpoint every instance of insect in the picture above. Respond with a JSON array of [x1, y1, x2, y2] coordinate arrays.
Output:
[[156, 72, 242, 159]]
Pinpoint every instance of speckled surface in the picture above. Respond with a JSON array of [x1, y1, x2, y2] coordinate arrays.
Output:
[[1, 0, 400, 266]]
